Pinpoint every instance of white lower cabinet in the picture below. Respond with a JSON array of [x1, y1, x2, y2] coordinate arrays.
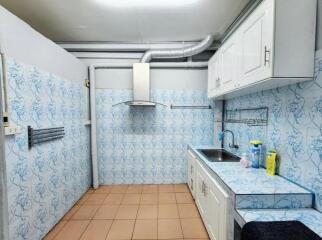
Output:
[[187, 150, 196, 198], [192, 158, 229, 240]]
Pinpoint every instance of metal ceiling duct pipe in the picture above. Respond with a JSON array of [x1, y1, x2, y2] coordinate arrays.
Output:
[[140, 35, 214, 63]]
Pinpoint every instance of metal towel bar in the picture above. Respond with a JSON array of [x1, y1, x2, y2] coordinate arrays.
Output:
[[28, 126, 65, 149], [170, 105, 212, 109]]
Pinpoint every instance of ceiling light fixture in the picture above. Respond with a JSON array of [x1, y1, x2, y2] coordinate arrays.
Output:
[[94, 0, 200, 8]]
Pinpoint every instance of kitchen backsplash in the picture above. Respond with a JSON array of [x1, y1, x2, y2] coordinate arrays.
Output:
[[223, 50, 322, 212], [96, 89, 214, 184], [4, 59, 91, 240]]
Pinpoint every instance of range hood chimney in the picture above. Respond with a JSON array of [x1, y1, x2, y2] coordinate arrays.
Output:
[[128, 63, 156, 107], [112, 35, 213, 108]]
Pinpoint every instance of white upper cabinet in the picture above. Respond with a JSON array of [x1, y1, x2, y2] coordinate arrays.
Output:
[[240, 0, 274, 86], [208, 0, 317, 99], [221, 33, 240, 90]]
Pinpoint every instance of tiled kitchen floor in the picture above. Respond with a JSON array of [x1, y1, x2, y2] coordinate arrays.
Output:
[[44, 184, 209, 240]]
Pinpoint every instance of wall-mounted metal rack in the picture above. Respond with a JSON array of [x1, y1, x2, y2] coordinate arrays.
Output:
[[28, 126, 65, 149], [170, 105, 212, 110], [217, 106, 268, 126]]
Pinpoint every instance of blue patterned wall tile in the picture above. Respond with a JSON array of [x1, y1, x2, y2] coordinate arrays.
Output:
[[5, 59, 91, 240], [224, 54, 322, 212], [96, 89, 214, 184], [236, 194, 313, 209]]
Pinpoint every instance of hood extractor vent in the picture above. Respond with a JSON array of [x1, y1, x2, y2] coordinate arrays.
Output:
[[113, 63, 168, 107], [112, 35, 213, 108]]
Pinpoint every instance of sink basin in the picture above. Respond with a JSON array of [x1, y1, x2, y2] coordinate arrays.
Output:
[[197, 149, 240, 162]]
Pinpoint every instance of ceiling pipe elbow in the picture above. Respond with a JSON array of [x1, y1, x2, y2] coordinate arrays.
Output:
[[140, 34, 214, 63]]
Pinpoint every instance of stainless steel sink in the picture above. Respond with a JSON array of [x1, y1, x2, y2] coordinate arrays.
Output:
[[197, 149, 240, 162]]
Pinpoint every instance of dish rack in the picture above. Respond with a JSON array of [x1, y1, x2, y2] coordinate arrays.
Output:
[[218, 107, 268, 126]]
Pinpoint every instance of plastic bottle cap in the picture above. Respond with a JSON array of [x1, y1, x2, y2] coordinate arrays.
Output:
[[250, 140, 263, 146]]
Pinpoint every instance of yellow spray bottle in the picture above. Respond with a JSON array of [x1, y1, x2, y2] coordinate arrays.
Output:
[[266, 150, 277, 176]]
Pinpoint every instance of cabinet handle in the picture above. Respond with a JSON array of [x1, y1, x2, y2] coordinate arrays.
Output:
[[264, 46, 270, 66], [191, 179, 193, 191], [204, 183, 207, 196], [215, 78, 220, 87], [201, 181, 205, 194], [191, 165, 193, 174]]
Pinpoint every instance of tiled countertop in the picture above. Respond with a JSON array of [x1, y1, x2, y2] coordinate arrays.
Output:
[[188, 145, 311, 195], [237, 208, 322, 237], [188, 145, 321, 237]]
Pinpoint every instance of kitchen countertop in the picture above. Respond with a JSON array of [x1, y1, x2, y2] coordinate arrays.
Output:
[[188, 145, 311, 195], [188, 145, 321, 237]]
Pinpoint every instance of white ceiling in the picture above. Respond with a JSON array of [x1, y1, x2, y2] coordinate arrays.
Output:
[[0, 0, 250, 43]]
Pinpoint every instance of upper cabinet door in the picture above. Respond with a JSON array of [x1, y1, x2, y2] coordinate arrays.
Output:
[[208, 52, 222, 98], [221, 33, 240, 91], [240, 0, 274, 85]]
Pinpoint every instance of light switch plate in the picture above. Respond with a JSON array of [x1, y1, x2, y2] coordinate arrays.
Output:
[[5, 125, 22, 136]]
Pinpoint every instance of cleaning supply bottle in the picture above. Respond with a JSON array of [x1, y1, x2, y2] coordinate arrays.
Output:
[[266, 150, 277, 175], [250, 140, 263, 168]]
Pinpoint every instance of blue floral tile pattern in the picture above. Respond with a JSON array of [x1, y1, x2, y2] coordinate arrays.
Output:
[[5, 59, 91, 240], [96, 89, 214, 184], [235, 194, 313, 209], [189, 146, 312, 208], [237, 208, 322, 237], [223, 51, 322, 212], [207, 162, 311, 195]]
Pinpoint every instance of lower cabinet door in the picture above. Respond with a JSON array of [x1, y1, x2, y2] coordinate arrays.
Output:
[[187, 150, 195, 197], [206, 177, 229, 240], [195, 162, 208, 220]]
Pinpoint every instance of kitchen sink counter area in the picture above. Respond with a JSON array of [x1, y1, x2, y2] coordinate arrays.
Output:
[[187, 145, 321, 239], [189, 145, 312, 197]]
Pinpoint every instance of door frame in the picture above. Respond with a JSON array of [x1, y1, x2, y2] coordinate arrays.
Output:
[[0, 52, 9, 240]]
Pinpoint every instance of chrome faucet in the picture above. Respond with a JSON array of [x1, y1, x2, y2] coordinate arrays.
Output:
[[219, 129, 239, 149]]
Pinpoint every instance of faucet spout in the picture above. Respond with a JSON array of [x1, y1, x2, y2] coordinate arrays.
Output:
[[220, 129, 239, 149]]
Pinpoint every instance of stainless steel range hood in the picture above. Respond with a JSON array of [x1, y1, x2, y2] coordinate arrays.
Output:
[[113, 63, 167, 107]]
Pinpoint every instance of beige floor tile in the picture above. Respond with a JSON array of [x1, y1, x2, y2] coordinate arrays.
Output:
[[87, 188, 95, 194], [72, 205, 99, 220], [80, 220, 113, 240], [140, 193, 158, 205], [158, 219, 183, 239], [106, 220, 135, 239], [158, 184, 174, 193], [94, 185, 112, 194], [93, 205, 119, 219], [159, 193, 176, 204], [111, 185, 129, 193], [132, 219, 157, 239], [184, 239, 209, 240], [122, 194, 141, 205], [177, 204, 200, 218], [54, 220, 90, 240], [137, 205, 158, 219], [115, 205, 139, 219], [127, 185, 143, 194], [175, 193, 193, 204], [180, 218, 208, 239], [142, 184, 158, 193], [43, 220, 67, 240], [84, 194, 108, 205], [103, 193, 124, 205], [158, 204, 179, 219], [174, 184, 189, 193], [62, 205, 80, 220], [77, 194, 91, 205]]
